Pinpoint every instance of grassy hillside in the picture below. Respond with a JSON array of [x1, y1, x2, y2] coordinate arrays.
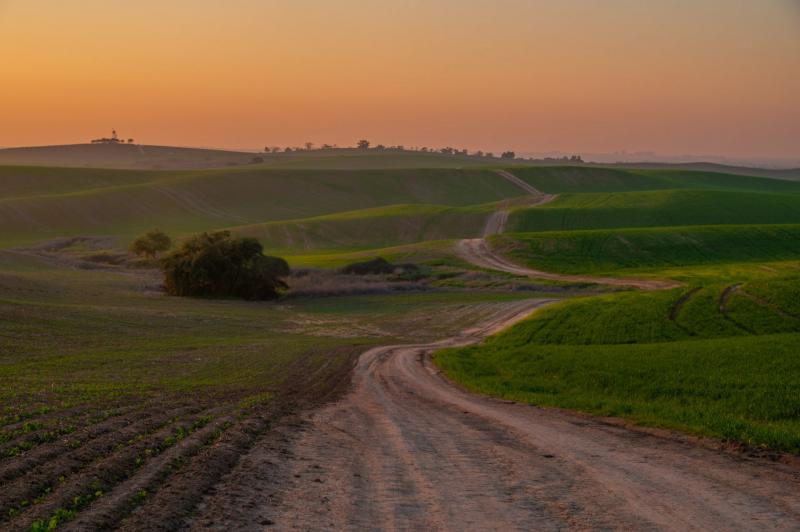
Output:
[[0, 166, 521, 247], [232, 203, 494, 252], [509, 166, 800, 194], [435, 273, 800, 451], [494, 224, 800, 276], [507, 189, 800, 232]]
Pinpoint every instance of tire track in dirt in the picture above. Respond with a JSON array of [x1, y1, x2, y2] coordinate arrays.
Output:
[[187, 299, 800, 530]]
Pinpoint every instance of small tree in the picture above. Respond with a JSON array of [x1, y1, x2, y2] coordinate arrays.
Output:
[[304, 141, 314, 151], [130, 229, 172, 259], [160, 231, 289, 300], [357, 139, 370, 150], [501, 151, 516, 159]]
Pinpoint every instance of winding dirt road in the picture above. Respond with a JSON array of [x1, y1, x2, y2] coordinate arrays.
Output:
[[186, 170, 797, 530], [190, 299, 800, 531]]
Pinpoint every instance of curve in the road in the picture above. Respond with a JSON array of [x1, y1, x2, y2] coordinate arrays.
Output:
[[466, 170, 679, 290], [192, 299, 800, 531]]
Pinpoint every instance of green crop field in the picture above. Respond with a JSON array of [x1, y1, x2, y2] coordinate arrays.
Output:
[[0, 166, 522, 248], [492, 224, 800, 276], [507, 190, 800, 232], [435, 272, 800, 451], [0, 243, 542, 528], [509, 166, 800, 194], [231, 203, 496, 252], [3, 155, 800, 529], [410, 164, 800, 455]]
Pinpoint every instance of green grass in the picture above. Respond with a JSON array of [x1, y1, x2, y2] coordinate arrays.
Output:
[[0, 166, 522, 248], [231, 203, 494, 251], [510, 166, 800, 194], [494, 224, 800, 276], [507, 189, 800, 232], [435, 333, 800, 452], [0, 252, 534, 415], [435, 269, 800, 452]]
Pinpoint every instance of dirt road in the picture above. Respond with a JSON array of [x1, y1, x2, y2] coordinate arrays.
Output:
[[456, 238, 679, 290], [189, 299, 800, 531], [494, 169, 546, 195]]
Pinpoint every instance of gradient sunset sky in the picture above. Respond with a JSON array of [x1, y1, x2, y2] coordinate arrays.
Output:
[[1, 1, 798, 158]]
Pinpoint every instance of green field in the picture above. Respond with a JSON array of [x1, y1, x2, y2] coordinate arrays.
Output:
[[3, 155, 800, 519], [493, 224, 800, 276], [510, 166, 800, 194], [435, 273, 800, 451], [420, 164, 800, 454], [0, 166, 524, 248], [507, 189, 800, 232]]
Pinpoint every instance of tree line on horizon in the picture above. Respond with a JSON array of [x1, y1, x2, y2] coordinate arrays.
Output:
[[262, 140, 583, 163]]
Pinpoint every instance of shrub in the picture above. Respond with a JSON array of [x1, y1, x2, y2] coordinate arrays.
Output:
[[340, 257, 394, 275], [129, 229, 172, 258], [160, 231, 289, 300]]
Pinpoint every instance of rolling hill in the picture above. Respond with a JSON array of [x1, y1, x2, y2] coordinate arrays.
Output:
[[509, 166, 800, 193], [493, 224, 800, 275], [507, 189, 800, 232], [0, 166, 522, 247]]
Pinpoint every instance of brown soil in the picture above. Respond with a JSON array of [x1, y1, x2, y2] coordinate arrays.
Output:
[[182, 300, 800, 530]]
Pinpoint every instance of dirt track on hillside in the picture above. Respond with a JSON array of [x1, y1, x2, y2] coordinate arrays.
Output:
[[189, 299, 800, 530], [470, 170, 677, 290]]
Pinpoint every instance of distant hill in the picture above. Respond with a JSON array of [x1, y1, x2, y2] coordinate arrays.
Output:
[[0, 144, 498, 170], [1, 143, 796, 178], [0, 143, 259, 170]]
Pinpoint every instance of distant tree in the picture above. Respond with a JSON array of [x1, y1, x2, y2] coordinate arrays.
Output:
[[130, 229, 172, 259], [270, 146, 281, 153], [375, 144, 386, 150], [357, 139, 370, 150], [304, 142, 314, 151], [485, 152, 495, 158], [473, 150, 484, 157], [160, 231, 289, 300], [501, 151, 516, 159], [284, 147, 293, 153], [127, 139, 134, 144], [321, 144, 333, 149], [440, 147, 454, 155], [570, 155, 584, 163]]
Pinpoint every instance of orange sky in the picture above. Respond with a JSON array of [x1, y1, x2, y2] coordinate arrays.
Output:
[[1, 1, 798, 158]]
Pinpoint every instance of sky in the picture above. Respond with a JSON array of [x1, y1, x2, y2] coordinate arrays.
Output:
[[1, 0, 799, 159]]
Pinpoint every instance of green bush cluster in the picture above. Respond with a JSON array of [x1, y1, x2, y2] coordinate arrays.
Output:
[[160, 231, 289, 300]]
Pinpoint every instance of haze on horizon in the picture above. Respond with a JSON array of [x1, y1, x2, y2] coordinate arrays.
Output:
[[1, 0, 798, 160]]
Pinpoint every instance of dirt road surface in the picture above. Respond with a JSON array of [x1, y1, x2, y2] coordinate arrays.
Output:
[[494, 169, 546, 195], [456, 238, 679, 290], [189, 299, 800, 531]]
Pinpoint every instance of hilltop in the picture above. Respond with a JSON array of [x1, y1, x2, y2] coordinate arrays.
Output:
[[1, 143, 797, 179]]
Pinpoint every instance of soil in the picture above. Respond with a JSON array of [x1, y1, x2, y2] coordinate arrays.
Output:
[[184, 300, 800, 530]]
